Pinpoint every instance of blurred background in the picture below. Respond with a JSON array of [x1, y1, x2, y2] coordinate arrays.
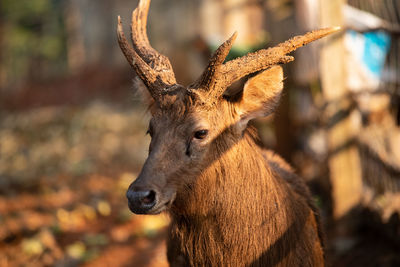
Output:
[[0, 0, 399, 266]]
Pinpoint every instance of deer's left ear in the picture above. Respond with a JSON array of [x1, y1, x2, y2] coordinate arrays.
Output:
[[133, 77, 157, 114], [236, 66, 283, 127]]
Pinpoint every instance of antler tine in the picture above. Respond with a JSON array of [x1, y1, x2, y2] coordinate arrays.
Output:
[[132, 0, 151, 49], [117, 0, 177, 100], [190, 32, 237, 93], [131, 0, 156, 62], [117, 16, 167, 99], [130, 0, 176, 84], [209, 27, 341, 98]]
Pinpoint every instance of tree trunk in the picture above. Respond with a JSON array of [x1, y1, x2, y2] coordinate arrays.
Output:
[[64, 0, 86, 72]]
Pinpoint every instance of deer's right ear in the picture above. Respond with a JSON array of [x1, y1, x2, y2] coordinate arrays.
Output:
[[236, 66, 283, 127], [134, 77, 155, 109]]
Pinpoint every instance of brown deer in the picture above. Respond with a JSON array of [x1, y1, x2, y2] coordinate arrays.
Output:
[[117, 0, 339, 266]]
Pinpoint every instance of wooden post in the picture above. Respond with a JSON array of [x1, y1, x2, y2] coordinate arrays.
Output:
[[200, 0, 264, 48], [319, 0, 362, 220]]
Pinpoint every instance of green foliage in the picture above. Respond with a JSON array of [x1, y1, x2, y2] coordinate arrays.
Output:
[[1, 0, 67, 88], [2, 0, 51, 19]]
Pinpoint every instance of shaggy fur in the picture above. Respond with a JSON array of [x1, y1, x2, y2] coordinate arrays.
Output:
[[116, 2, 337, 265], [126, 67, 325, 267], [166, 127, 324, 266]]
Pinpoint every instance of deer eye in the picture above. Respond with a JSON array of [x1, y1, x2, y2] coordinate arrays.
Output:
[[194, 130, 208, 140]]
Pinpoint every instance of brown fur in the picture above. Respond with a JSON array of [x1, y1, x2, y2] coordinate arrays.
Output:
[[125, 66, 325, 267], [166, 126, 324, 266], [117, 2, 334, 265], [123, 67, 326, 266]]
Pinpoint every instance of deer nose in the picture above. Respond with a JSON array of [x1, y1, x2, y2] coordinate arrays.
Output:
[[126, 188, 157, 214]]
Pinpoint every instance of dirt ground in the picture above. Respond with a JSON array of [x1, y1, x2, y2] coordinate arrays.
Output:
[[0, 100, 171, 267]]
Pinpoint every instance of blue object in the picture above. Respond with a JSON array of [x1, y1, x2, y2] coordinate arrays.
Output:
[[348, 30, 391, 77]]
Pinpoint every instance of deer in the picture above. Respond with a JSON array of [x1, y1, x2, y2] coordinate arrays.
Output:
[[117, 0, 339, 266]]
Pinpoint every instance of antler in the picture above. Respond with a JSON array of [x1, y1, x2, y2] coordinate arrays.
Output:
[[117, 0, 176, 99], [190, 32, 237, 95], [194, 27, 341, 99], [117, 0, 340, 103]]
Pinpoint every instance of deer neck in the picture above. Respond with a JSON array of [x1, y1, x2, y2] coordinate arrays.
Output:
[[171, 126, 290, 221], [168, 127, 305, 266]]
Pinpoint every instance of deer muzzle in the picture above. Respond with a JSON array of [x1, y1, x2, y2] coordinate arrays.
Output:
[[126, 172, 176, 215], [126, 187, 158, 214]]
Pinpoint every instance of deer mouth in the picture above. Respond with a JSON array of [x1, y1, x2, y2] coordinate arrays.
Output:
[[147, 191, 176, 214], [148, 197, 175, 214]]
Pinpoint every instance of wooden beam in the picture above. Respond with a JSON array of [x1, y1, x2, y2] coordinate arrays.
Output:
[[319, 0, 362, 220]]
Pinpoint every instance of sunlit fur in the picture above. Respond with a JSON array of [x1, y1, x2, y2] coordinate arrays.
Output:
[[166, 113, 324, 267], [133, 66, 324, 266]]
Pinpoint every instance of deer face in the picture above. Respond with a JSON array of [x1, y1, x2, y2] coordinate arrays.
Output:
[[126, 99, 211, 214], [125, 66, 283, 215], [125, 88, 236, 214], [118, 0, 339, 214], [126, 92, 210, 214]]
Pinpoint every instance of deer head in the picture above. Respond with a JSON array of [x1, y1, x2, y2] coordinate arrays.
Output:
[[118, 0, 339, 215]]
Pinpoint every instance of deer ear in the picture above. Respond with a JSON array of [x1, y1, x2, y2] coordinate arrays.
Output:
[[237, 66, 283, 126], [134, 77, 155, 109]]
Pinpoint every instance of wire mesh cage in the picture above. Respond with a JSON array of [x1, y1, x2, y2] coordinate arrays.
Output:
[[346, 0, 400, 229]]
